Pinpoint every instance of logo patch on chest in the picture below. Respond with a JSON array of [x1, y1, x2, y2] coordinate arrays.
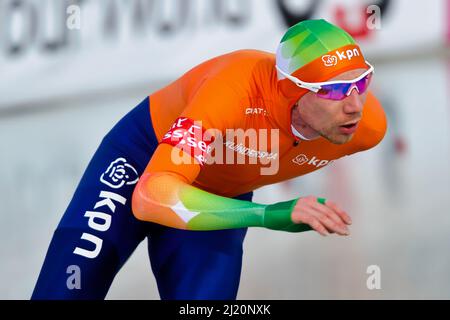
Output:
[[292, 154, 333, 168]]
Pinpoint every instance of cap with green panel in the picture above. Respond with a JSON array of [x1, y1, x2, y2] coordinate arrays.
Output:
[[276, 19, 358, 77]]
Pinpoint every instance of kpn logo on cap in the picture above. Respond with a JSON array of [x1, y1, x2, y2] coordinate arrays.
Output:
[[321, 46, 362, 67]]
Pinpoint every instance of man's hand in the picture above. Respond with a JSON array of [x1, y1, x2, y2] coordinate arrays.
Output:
[[291, 196, 352, 236]]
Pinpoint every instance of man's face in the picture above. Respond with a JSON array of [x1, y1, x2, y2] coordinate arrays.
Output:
[[296, 68, 369, 144]]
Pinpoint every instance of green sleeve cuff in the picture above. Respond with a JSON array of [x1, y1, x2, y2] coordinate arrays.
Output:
[[263, 199, 312, 233]]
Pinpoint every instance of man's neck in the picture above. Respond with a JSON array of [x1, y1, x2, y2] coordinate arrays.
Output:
[[291, 105, 320, 141], [291, 124, 313, 140]]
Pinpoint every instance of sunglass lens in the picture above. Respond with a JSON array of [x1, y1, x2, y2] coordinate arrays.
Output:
[[317, 83, 349, 100], [355, 74, 372, 94]]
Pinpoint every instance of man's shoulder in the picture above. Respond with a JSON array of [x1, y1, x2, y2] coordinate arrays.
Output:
[[212, 49, 275, 75], [193, 49, 276, 99]]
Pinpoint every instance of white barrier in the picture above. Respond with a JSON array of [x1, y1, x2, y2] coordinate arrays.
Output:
[[0, 0, 446, 108]]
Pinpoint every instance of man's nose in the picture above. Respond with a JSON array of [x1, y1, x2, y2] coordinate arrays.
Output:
[[343, 87, 363, 113]]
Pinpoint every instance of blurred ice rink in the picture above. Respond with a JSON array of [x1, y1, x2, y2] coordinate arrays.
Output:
[[1, 0, 450, 299]]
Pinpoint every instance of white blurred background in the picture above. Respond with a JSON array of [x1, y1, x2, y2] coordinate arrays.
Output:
[[1, 0, 450, 299]]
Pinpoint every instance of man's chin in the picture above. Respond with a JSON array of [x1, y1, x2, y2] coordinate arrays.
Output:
[[324, 133, 354, 145]]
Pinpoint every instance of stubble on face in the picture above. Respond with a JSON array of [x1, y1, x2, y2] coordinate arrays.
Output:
[[292, 68, 368, 145]]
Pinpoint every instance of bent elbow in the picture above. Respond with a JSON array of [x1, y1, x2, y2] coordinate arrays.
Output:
[[130, 173, 188, 230], [131, 181, 148, 222]]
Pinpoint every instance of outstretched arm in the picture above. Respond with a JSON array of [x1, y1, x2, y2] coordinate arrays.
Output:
[[132, 170, 311, 233]]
